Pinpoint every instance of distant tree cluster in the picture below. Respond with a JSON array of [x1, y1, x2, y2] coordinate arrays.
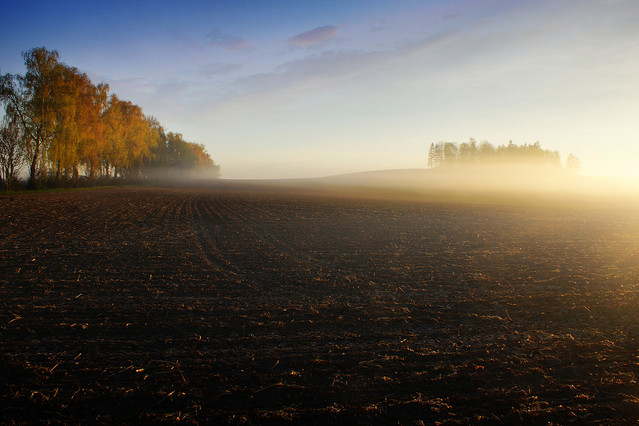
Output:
[[427, 138, 579, 171], [0, 47, 220, 190]]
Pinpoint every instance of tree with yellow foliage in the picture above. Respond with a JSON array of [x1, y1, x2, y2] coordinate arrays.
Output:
[[2, 47, 220, 187], [1, 47, 65, 188]]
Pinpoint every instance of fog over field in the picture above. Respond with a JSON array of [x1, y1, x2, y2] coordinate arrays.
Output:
[[228, 167, 639, 209]]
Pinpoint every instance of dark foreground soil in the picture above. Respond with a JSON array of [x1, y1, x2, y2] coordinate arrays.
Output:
[[2, 184, 639, 424]]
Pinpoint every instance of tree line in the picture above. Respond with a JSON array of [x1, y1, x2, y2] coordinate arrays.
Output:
[[427, 139, 580, 171], [0, 47, 220, 190]]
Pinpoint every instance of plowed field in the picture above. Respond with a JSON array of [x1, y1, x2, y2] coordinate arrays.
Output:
[[2, 184, 639, 424]]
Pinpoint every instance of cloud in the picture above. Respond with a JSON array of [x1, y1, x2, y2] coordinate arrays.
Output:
[[83, 72, 146, 94], [206, 28, 251, 50], [236, 51, 374, 94], [222, 30, 460, 106], [200, 62, 242, 77], [441, 12, 464, 21], [287, 25, 339, 48]]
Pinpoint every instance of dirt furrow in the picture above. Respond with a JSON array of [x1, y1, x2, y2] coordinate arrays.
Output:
[[187, 192, 243, 281]]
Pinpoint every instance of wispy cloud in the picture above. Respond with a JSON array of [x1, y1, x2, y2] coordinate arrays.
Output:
[[200, 62, 242, 77], [83, 72, 146, 93], [442, 12, 464, 21], [223, 30, 461, 106], [206, 28, 251, 51], [288, 25, 339, 48]]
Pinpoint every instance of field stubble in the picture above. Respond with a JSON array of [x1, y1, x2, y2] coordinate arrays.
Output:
[[1, 184, 639, 423]]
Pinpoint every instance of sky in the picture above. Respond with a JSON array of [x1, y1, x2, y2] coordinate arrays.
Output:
[[1, 0, 639, 179]]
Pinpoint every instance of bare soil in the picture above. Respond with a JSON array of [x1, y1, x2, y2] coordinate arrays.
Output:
[[2, 184, 639, 424]]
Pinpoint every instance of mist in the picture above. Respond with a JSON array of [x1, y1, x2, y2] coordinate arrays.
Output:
[[243, 166, 639, 208], [144, 166, 222, 185]]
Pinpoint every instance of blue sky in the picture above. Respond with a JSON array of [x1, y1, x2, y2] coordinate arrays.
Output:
[[2, 0, 638, 178]]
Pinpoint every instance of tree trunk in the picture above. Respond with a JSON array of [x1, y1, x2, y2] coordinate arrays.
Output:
[[0, 167, 7, 191], [27, 142, 41, 189], [55, 159, 61, 182], [73, 166, 79, 187]]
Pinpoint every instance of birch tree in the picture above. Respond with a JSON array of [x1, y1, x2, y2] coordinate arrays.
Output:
[[0, 47, 65, 188], [0, 115, 26, 190]]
